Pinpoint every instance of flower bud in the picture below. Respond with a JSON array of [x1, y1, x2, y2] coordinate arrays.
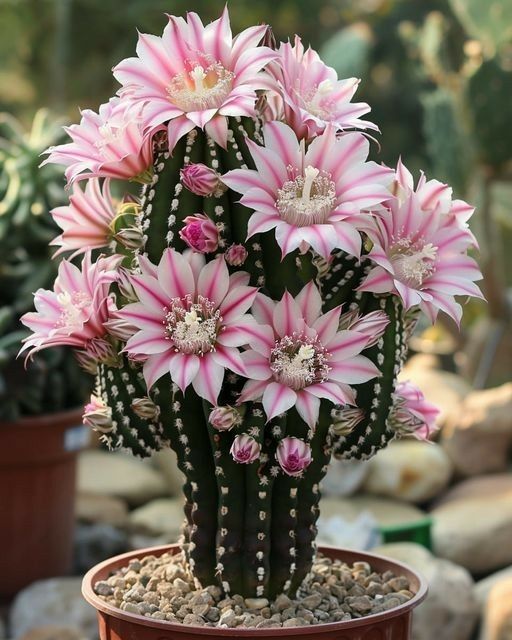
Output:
[[83, 395, 113, 433], [230, 433, 261, 464], [179, 214, 219, 253], [131, 397, 160, 421], [389, 380, 440, 441], [180, 163, 225, 197], [224, 244, 248, 267], [338, 309, 390, 348], [276, 437, 312, 477], [209, 405, 242, 431], [114, 226, 145, 250]]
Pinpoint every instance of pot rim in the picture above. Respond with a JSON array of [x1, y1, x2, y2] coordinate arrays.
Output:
[[82, 543, 428, 636]]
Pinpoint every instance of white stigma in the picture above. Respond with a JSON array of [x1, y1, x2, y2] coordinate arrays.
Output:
[[184, 308, 201, 326], [302, 166, 320, 204], [295, 344, 315, 362], [190, 66, 207, 93], [391, 240, 438, 288]]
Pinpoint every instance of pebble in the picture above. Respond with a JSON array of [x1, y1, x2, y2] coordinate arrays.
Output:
[[93, 550, 414, 628]]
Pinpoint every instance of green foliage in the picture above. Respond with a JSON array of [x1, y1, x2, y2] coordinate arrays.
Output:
[[467, 59, 512, 169], [320, 23, 373, 80], [448, 0, 512, 54], [0, 110, 90, 421], [421, 88, 470, 193]]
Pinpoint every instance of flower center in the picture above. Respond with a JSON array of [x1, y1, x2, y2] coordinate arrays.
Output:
[[270, 333, 330, 390], [276, 165, 336, 227], [56, 291, 92, 332], [390, 239, 437, 289], [164, 294, 221, 355], [167, 55, 234, 112], [303, 79, 337, 120]]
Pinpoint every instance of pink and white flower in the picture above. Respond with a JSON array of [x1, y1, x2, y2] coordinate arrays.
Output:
[[358, 169, 484, 324], [113, 8, 276, 151], [393, 159, 477, 240], [50, 179, 116, 257], [268, 35, 378, 140], [180, 163, 225, 197], [179, 214, 219, 253], [276, 437, 312, 476], [209, 405, 243, 431], [42, 97, 159, 184], [230, 433, 261, 464], [223, 121, 392, 259], [392, 380, 439, 441], [239, 282, 380, 427], [338, 309, 389, 347], [20, 253, 120, 358], [118, 248, 266, 404]]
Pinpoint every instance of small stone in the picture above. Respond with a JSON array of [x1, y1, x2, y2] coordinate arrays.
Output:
[[219, 609, 237, 627], [94, 581, 113, 596], [173, 578, 190, 593], [206, 607, 220, 622], [283, 617, 309, 627], [120, 602, 142, 615], [300, 593, 322, 610], [192, 604, 210, 617], [346, 596, 373, 614], [386, 576, 410, 591], [244, 597, 269, 609], [182, 614, 205, 626]]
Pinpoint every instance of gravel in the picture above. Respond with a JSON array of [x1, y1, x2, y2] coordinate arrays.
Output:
[[94, 552, 414, 628]]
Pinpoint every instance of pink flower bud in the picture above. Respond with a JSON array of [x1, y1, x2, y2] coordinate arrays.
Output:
[[338, 309, 390, 348], [83, 395, 113, 433], [224, 244, 248, 267], [209, 405, 242, 431], [276, 437, 312, 477], [179, 214, 219, 253], [230, 433, 261, 464], [180, 163, 225, 197], [391, 380, 440, 441]]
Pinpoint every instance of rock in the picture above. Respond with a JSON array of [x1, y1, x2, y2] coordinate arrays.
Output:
[[479, 578, 512, 640], [373, 542, 478, 640], [321, 494, 428, 528], [9, 577, 98, 639], [128, 497, 185, 538], [75, 491, 129, 528], [399, 362, 471, 428], [78, 450, 168, 506], [362, 441, 452, 503], [151, 449, 185, 496], [431, 476, 512, 573], [322, 459, 370, 497], [433, 474, 512, 509], [73, 522, 128, 573], [475, 566, 512, 609], [441, 384, 512, 476], [18, 626, 87, 640]]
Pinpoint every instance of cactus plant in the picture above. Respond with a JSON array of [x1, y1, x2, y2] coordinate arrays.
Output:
[[22, 8, 482, 601]]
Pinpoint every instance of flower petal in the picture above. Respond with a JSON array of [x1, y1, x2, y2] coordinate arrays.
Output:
[[262, 382, 297, 422]]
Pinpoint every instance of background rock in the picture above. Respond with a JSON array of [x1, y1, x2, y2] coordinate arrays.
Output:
[[362, 441, 452, 503], [128, 497, 185, 538], [73, 522, 128, 574], [441, 383, 512, 476], [321, 459, 370, 497], [9, 578, 97, 639], [151, 449, 185, 496], [75, 491, 129, 528], [373, 542, 478, 640], [475, 566, 512, 609], [399, 356, 472, 428], [78, 450, 168, 506], [321, 494, 428, 527], [431, 476, 512, 573], [18, 626, 88, 640], [479, 578, 512, 640]]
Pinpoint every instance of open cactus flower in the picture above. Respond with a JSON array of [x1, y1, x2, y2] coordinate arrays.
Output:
[[22, 7, 483, 606]]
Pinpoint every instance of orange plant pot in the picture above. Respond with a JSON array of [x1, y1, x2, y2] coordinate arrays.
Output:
[[83, 544, 428, 639], [0, 408, 87, 600]]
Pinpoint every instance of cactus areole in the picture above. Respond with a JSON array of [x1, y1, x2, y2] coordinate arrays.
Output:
[[23, 9, 483, 600]]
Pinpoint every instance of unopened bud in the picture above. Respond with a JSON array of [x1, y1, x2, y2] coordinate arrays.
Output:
[[131, 397, 160, 421], [83, 395, 113, 433], [209, 405, 242, 431], [224, 244, 248, 267]]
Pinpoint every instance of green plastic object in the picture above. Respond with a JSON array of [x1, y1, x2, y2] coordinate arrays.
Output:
[[379, 516, 433, 550]]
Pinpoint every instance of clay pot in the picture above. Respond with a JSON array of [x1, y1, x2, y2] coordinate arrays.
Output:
[[0, 408, 87, 600], [83, 544, 427, 639]]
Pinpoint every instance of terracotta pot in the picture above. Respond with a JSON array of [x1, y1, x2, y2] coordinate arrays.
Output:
[[0, 408, 88, 600], [83, 544, 428, 639]]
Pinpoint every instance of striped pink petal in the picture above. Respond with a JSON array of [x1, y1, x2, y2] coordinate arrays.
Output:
[[262, 382, 297, 422]]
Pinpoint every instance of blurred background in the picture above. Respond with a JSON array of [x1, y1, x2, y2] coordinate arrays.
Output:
[[0, 1, 511, 639]]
